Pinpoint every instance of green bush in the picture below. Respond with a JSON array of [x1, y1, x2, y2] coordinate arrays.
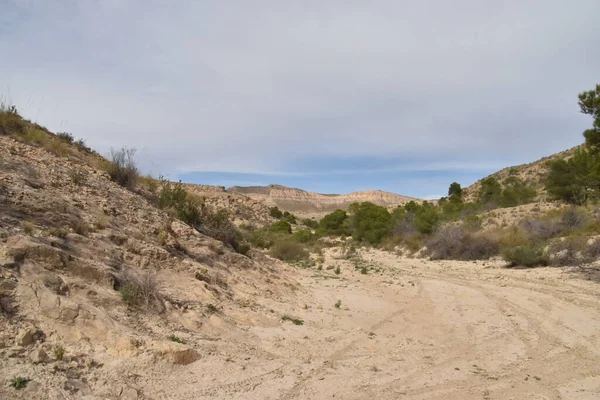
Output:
[[320, 209, 349, 235], [349, 202, 391, 245], [56, 132, 75, 143], [270, 241, 309, 262], [292, 229, 316, 243], [282, 211, 297, 224], [302, 218, 319, 229], [503, 245, 548, 267], [269, 206, 283, 218], [269, 220, 292, 234]]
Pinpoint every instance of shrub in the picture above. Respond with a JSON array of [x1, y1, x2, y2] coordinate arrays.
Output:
[[269, 220, 292, 234], [69, 168, 87, 185], [269, 206, 283, 219], [270, 241, 309, 262], [292, 229, 316, 243], [0, 103, 26, 135], [302, 218, 319, 229], [503, 245, 548, 267], [282, 211, 297, 224], [21, 221, 34, 235], [548, 237, 587, 266], [116, 268, 163, 311], [427, 225, 465, 259], [105, 147, 139, 189], [586, 238, 600, 260], [320, 209, 349, 235], [334, 266, 341, 275], [247, 229, 275, 249], [334, 300, 342, 309], [349, 202, 391, 245], [56, 132, 74, 143]]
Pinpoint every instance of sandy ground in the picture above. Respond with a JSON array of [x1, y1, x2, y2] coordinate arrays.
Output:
[[94, 249, 599, 400]]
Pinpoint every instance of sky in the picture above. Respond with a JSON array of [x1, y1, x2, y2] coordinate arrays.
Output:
[[1, 1, 599, 198]]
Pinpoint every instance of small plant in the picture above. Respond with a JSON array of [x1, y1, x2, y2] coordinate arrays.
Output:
[[22, 221, 34, 235], [10, 376, 30, 390], [71, 220, 90, 236], [334, 300, 342, 309], [56, 132, 74, 143], [281, 315, 304, 325], [49, 227, 69, 239], [167, 335, 184, 344], [69, 168, 87, 185], [334, 266, 341, 275], [105, 147, 139, 189], [116, 268, 163, 311], [53, 345, 65, 360], [360, 266, 368, 274]]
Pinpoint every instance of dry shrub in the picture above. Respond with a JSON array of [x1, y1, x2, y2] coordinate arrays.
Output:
[[0, 103, 26, 135], [427, 225, 498, 260], [105, 147, 139, 189], [548, 236, 587, 266], [270, 241, 309, 262], [116, 268, 163, 311], [586, 238, 600, 261]]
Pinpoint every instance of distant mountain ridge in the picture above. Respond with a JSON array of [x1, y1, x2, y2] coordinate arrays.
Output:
[[227, 184, 419, 213]]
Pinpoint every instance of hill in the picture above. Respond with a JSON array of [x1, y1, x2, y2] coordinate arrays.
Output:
[[228, 184, 418, 215], [462, 145, 581, 202]]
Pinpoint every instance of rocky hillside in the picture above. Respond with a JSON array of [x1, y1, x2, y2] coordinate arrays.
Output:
[[0, 128, 304, 398], [228, 184, 418, 214], [182, 184, 272, 227], [462, 145, 581, 202]]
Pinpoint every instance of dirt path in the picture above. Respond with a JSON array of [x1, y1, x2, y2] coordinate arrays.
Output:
[[105, 250, 600, 400]]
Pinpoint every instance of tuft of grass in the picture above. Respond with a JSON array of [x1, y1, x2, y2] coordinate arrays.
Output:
[[0, 103, 26, 135], [53, 345, 65, 361], [104, 147, 139, 189], [360, 266, 368, 274], [49, 227, 69, 239], [69, 168, 87, 185], [116, 268, 163, 311], [334, 266, 341, 275], [22, 221, 34, 235], [167, 335, 184, 344], [334, 300, 342, 309], [281, 315, 304, 325], [10, 376, 30, 390]]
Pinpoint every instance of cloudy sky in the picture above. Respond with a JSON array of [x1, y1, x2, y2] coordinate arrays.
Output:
[[1, 0, 599, 198]]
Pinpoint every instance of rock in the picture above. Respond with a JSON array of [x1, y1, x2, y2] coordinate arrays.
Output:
[[121, 387, 140, 399], [63, 379, 92, 395], [15, 328, 44, 346], [41, 272, 69, 295], [152, 341, 199, 365], [29, 346, 49, 364]]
